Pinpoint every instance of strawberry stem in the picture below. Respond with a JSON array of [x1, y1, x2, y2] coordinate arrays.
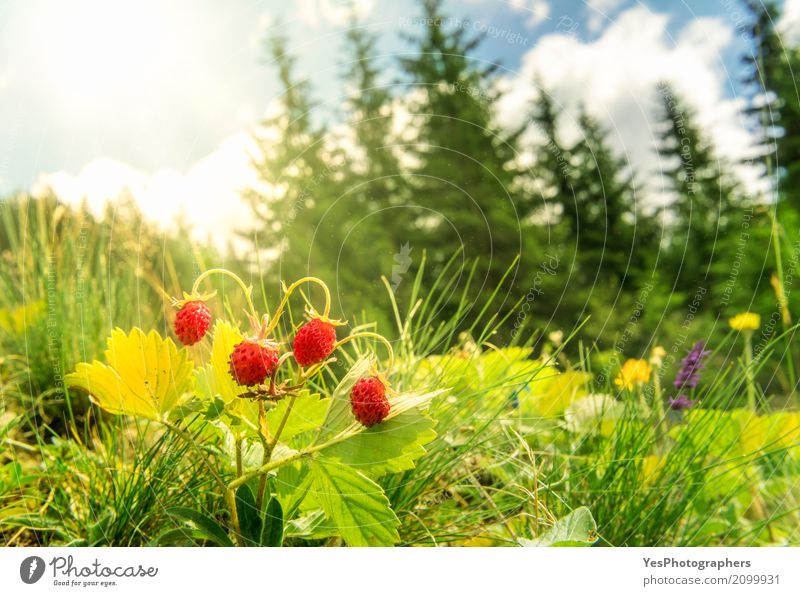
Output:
[[267, 392, 298, 455], [264, 277, 332, 336], [255, 402, 270, 510], [225, 488, 245, 547], [334, 331, 395, 372], [191, 268, 260, 325], [235, 436, 243, 477], [227, 425, 362, 492]]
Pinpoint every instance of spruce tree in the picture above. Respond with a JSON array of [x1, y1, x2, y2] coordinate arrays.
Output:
[[742, 1, 800, 208], [244, 32, 335, 283], [333, 22, 408, 319], [522, 91, 655, 341], [568, 109, 644, 286], [398, 0, 533, 322], [656, 83, 744, 307]]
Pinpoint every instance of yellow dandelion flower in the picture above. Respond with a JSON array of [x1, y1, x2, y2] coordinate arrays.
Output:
[[729, 312, 760, 332], [614, 358, 652, 390]]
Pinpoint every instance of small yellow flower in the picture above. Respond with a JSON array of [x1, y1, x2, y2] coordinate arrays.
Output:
[[729, 312, 760, 332], [614, 358, 652, 390], [649, 346, 666, 368]]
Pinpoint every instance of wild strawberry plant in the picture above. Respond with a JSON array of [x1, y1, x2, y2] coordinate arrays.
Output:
[[65, 269, 443, 546]]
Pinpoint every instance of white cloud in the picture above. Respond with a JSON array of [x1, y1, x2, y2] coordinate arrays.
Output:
[[294, 0, 375, 28], [31, 133, 263, 252], [780, 0, 800, 45], [510, 0, 550, 28], [249, 13, 274, 50], [22, 2, 768, 251], [587, 0, 626, 9], [496, 6, 763, 201], [585, 0, 627, 33], [0, 69, 12, 90]]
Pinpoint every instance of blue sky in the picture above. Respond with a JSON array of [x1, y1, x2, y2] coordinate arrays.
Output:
[[0, 0, 796, 242]]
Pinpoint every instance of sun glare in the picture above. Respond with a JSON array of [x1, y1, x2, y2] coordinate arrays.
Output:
[[50, 1, 166, 99]]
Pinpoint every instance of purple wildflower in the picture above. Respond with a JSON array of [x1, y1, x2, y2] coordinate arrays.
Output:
[[669, 394, 697, 411], [673, 340, 710, 391]]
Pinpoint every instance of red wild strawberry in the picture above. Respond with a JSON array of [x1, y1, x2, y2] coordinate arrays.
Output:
[[350, 376, 390, 427], [174, 300, 212, 346], [229, 341, 279, 386], [293, 318, 337, 366]]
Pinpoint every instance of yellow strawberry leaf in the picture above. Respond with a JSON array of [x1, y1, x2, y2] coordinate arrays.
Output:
[[193, 320, 262, 431], [208, 320, 247, 404], [65, 327, 194, 420]]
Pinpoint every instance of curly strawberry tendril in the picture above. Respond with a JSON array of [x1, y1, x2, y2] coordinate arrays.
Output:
[[334, 331, 395, 374], [190, 268, 259, 324], [263, 276, 332, 337]]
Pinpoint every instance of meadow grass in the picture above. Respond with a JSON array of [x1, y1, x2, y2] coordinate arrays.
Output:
[[1, 197, 798, 547]]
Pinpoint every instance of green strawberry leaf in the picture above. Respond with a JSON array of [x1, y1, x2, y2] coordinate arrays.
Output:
[[266, 390, 330, 444], [275, 460, 313, 517], [519, 507, 598, 547], [317, 408, 436, 476], [235, 484, 262, 547], [283, 510, 329, 539], [165, 506, 233, 547], [309, 460, 400, 546], [154, 527, 209, 546], [316, 359, 445, 446], [260, 497, 284, 547], [316, 357, 372, 441], [204, 396, 226, 420]]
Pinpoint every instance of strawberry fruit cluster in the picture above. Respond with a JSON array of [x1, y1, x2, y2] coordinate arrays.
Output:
[[172, 276, 391, 427]]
